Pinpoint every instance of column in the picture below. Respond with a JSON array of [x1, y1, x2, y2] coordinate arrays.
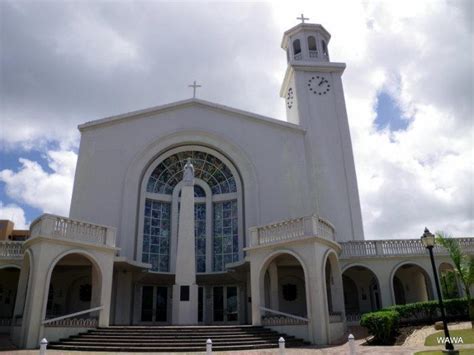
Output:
[[172, 161, 198, 324], [250, 258, 261, 325], [268, 262, 279, 310]]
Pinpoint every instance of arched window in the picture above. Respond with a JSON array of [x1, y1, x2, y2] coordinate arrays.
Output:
[[322, 40, 328, 57], [142, 150, 241, 273], [293, 39, 302, 60], [308, 36, 317, 58]]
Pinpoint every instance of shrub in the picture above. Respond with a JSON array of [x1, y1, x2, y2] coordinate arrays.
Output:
[[360, 310, 400, 345], [385, 298, 469, 324]]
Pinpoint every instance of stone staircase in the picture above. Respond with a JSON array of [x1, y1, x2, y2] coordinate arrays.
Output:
[[48, 325, 309, 352]]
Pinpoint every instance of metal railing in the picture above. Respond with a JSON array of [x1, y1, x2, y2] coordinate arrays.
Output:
[[30, 214, 116, 248], [249, 215, 335, 247]]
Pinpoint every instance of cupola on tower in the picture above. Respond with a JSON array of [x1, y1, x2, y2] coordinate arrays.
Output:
[[282, 21, 331, 63]]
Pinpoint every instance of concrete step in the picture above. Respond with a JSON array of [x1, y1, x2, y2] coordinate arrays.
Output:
[[89, 328, 271, 333], [86, 330, 277, 336], [51, 339, 295, 347], [48, 342, 306, 352], [68, 335, 295, 341], [48, 325, 308, 352]]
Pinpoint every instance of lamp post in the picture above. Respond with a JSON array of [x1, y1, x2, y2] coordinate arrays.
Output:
[[421, 227, 454, 352]]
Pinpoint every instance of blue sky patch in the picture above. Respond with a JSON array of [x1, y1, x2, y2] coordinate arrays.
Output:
[[0, 149, 51, 224], [375, 91, 410, 132]]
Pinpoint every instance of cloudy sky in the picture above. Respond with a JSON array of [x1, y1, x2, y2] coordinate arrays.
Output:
[[0, 0, 472, 239]]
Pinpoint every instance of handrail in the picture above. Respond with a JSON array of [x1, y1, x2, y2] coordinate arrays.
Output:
[[260, 306, 309, 322], [42, 305, 103, 325]]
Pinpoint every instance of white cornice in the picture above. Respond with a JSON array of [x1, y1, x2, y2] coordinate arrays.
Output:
[[78, 98, 305, 133]]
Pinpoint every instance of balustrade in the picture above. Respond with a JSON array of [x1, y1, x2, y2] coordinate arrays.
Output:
[[340, 238, 474, 258], [260, 306, 308, 326], [249, 215, 335, 247], [30, 214, 116, 248], [0, 241, 23, 257], [44, 318, 98, 327]]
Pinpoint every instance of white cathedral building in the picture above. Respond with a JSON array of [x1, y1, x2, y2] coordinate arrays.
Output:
[[1, 20, 473, 350]]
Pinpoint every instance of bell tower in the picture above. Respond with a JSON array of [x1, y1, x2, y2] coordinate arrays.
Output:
[[280, 18, 365, 241]]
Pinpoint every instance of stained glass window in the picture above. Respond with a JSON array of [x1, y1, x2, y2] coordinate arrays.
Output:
[[143, 150, 240, 274], [147, 151, 236, 195], [195, 203, 206, 272], [142, 199, 171, 271], [213, 200, 238, 271]]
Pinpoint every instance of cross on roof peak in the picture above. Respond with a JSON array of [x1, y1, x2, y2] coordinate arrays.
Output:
[[188, 80, 202, 99], [296, 13, 309, 24]]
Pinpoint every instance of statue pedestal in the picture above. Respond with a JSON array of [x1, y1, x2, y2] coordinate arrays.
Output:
[[172, 284, 198, 324], [172, 180, 198, 324]]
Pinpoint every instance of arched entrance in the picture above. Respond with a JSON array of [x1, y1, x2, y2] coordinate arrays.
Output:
[[392, 263, 433, 305], [439, 262, 461, 299], [324, 252, 344, 317], [0, 265, 20, 326], [342, 265, 381, 318], [260, 252, 308, 319], [43, 252, 102, 322]]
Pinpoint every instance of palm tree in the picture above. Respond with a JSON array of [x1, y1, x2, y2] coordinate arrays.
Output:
[[436, 232, 474, 328]]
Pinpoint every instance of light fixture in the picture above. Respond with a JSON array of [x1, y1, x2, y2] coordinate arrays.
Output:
[[421, 227, 435, 248]]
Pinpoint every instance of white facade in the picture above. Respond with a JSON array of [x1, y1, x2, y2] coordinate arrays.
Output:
[[1, 21, 473, 349]]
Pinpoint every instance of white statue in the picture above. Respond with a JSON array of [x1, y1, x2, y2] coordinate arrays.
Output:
[[183, 158, 194, 186]]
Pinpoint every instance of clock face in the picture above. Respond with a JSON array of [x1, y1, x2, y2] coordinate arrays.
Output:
[[286, 88, 294, 109], [308, 76, 331, 95]]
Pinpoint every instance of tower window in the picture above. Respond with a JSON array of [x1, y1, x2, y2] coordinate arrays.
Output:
[[322, 40, 328, 57], [293, 39, 302, 60], [308, 36, 317, 58]]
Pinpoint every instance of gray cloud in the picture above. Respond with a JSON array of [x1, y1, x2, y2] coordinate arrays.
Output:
[[1, 0, 472, 239], [1, 1, 284, 148]]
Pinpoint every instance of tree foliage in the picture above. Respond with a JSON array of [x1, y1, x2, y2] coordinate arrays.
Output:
[[436, 232, 474, 328]]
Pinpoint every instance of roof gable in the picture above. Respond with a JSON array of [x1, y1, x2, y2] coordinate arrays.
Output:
[[78, 98, 304, 133]]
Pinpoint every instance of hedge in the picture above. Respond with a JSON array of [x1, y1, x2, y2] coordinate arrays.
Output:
[[360, 310, 400, 344], [360, 298, 469, 344], [385, 298, 468, 324]]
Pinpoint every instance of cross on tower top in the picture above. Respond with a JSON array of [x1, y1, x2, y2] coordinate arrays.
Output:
[[188, 80, 202, 99], [296, 13, 309, 24]]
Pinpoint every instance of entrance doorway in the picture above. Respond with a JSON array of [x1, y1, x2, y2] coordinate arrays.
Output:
[[212, 286, 238, 324], [140, 286, 169, 323]]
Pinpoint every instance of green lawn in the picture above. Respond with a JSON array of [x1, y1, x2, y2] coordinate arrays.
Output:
[[424, 329, 474, 346], [414, 350, 474, 355]]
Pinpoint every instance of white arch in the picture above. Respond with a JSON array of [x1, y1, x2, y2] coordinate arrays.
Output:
[[137, 145, 244, 271], [390, 261, 433, 305], [341, 262, 383, 313], [341, 262, 379, 274], [321, 249, 345, 340], [258, 249, 312, 322], [40, 249, 103, 322], [119, 129, 260, 260]]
